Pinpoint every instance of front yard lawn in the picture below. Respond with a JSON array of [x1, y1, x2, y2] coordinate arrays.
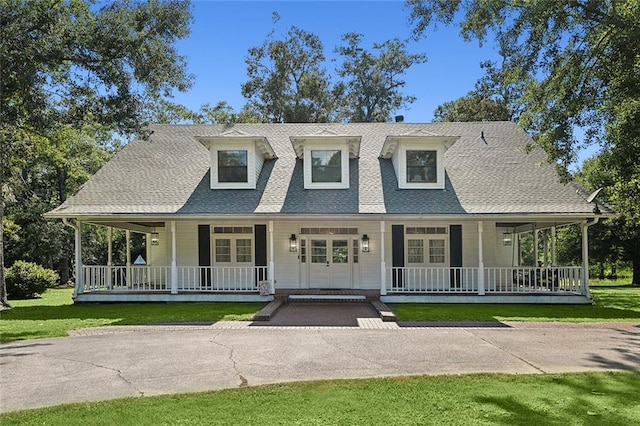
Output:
[[1, 372, 638, 425], [392, 285, 640, 322], [0, 288, 264, 342]]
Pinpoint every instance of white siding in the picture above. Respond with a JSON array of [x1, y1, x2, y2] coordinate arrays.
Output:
[[493, 226, 517, 267], [254, 147, 264, 183]]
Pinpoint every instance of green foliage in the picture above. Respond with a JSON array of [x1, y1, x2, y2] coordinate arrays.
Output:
[[240, 18, 426, 124], [242, 25, 338, 123], [408, 0, 640, 284], [1, 372, 638, 425], [5, 261, 59, 299], [0, 0, 193, 297], [334, 33, 426, 122]]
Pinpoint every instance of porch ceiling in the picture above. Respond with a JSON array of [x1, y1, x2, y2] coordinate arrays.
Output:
[[87, 221, 165, 233]]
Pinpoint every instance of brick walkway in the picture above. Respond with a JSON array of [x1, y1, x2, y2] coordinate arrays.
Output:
[[253, 302, 396, 328]]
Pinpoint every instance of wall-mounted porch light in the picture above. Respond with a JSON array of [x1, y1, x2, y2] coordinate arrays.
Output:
[[151, 232, 160, 246], [502, 232, 512, 246], [289, 234, 298, 252], [361, 234, 370, 252]]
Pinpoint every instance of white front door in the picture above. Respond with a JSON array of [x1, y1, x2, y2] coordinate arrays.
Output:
[[309, 238, 352, 288]]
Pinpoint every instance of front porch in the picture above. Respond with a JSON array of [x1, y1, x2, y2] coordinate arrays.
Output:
[[75, 264, 591, 304], [64, 216, 598, 305]]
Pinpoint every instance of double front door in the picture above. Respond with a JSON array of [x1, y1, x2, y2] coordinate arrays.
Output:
[[308, 238, 352, 288]]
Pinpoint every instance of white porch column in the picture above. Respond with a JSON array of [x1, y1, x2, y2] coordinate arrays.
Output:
[[107, 226, 113, 289], [170, 221, 178, 294], [125, 230, 132, 286], [477, 221, 485, 295], [551, 226, 557, 267], [146, 232, 151, 265], [533, 228, 539, 267], [380, 221, 386, 296], [581, 222, 590, 296], [543, 231, 549, 266], [268, 220, 275, 294], [74, 220, 83, 298]]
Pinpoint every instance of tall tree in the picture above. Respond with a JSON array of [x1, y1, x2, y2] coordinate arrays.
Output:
[[408, 0, 640, 285], [241, 25, 337, 123], [0, 0, 194, 306], [334, 33, 426, 122]]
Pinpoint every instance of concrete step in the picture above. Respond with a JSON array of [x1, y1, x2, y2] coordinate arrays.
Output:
[[254, 299, 284, 321], [288, 294, 367, 303], [370, 300, 397, 322]]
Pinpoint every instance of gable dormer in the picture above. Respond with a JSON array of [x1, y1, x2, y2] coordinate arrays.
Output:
[[379, 129, 458, 190], [290, 130, 361, 189], [196, 130, 276, 189]]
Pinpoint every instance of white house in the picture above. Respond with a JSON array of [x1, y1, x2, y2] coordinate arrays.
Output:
[[46, 122, 610, 304]]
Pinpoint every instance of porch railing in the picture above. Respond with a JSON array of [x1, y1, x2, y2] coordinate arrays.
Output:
[[177, 266, 268, 292], [387, 266, 584, 295], [484, 267, 583, 294], [388, 267, 479, 293], [81, 265, 267, 293], [83, 265, 170, 292]]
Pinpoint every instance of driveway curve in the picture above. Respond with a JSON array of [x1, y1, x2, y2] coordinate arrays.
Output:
[[1, 321, 639, 413]]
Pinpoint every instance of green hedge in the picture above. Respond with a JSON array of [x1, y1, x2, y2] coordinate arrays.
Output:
[[5, 261, 59, 299]]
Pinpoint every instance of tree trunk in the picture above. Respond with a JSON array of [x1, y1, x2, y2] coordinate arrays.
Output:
[[632, 255, 640, 287], [0, 131, 9, 307], [57, 257, 70, 286]]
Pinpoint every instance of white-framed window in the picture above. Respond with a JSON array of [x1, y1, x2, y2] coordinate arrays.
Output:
[[406, 236, 447, 265], [213, 228, 253, 264], [311, 150, 342, 183], [406, 150, 437, 183], [407, 239, 424, 263], [217, 150, 248, 183], [302, 142, 350, 189], [210, 140, 258, 189], [428, 239, 446, 263]]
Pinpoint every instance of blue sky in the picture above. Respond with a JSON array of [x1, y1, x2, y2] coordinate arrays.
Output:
[[173, 1, 501, 122], [173, 1, 596, 166]]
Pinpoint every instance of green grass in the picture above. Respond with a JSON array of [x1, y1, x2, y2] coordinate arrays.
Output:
[[1, 372, 638, 425], [0, 288, 264, 342], [393, 285, 640, 322]]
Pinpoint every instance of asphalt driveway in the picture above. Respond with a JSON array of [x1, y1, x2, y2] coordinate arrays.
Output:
[[1, 319, 638, 413]]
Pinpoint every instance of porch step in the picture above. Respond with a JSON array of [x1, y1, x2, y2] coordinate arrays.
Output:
[[288, 294, 367, 303], [370, 300, 397, 322], [254, 299, 285, 321]]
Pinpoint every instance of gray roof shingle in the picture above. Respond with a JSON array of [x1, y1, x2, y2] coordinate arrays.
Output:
[[49, 122, 602, 217]]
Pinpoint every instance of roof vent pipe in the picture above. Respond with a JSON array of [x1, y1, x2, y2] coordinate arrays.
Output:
[[395, 115, 404, 123]]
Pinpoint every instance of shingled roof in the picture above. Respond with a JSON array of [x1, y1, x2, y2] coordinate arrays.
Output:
[[48, 121, 600, 217]]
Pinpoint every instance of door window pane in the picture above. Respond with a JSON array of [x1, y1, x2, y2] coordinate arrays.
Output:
[[215, 239, 231, 262], [406, 150, 436, 183], [407, 239, 424, 263], [218, 150, 248, 182], [300, 239, 307, 263], [311, 240, 327, 263], [236, 239, 252, 263], [311, 150, 342, 183], [332, 240, 348, 264]]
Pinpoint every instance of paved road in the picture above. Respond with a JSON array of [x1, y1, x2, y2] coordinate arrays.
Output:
[[1, 320, 638, 413]]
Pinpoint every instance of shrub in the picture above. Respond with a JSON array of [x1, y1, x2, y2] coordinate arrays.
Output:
[[5, 261, 59, 299]]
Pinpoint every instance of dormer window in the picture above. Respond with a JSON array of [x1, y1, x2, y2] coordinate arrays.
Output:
[[196, 131, 276, 190], [218, 150, 248, 183], [311, 150, 342, 183], [406, 150, 437, 183], [290, 133, 361, 190], [379, 131, 459, 190]]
